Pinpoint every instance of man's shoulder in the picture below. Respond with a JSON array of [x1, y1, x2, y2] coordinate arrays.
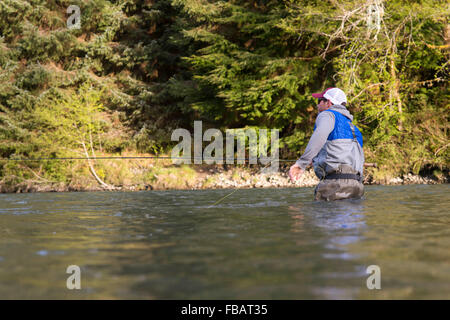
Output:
[[316, 110, 336, 123], [314, 110, 336, 133]]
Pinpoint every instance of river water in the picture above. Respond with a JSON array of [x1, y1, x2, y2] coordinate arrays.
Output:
[[0, 184, 449, 299]]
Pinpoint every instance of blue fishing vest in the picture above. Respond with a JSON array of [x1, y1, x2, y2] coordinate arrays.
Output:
[[314, 110, 363, 147], [312, 108, 365, 179]]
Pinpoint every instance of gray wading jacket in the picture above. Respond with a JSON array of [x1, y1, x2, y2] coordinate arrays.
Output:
[[295, 105, 365, 180]]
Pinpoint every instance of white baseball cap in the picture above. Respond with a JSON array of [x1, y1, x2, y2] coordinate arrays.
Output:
[[312, 87, 347, 105]]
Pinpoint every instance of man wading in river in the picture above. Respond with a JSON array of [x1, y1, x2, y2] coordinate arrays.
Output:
[[289, 87, 365, 201]]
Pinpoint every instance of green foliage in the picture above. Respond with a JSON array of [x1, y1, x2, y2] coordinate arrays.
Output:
[[175, 0, 449, 172], [34, 82, 105, 150], [0, 0, 448, 186]]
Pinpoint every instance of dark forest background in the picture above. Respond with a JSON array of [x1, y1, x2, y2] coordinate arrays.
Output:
[[0, 0, 448, 186]]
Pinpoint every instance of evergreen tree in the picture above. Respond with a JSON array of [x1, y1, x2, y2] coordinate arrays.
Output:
[[0, 0, 448, 186]]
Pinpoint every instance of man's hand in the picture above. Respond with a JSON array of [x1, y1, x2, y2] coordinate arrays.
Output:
[[289, 163, 304, 182]]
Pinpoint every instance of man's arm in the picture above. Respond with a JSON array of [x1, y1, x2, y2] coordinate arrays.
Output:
[[289, 111, 335, 181], [295, 111, 335, 170]]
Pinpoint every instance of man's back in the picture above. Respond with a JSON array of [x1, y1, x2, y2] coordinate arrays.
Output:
[[312, 106, 364, 181]]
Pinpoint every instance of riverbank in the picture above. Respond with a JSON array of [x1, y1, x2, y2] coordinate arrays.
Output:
[[0, 158, 447, 193]]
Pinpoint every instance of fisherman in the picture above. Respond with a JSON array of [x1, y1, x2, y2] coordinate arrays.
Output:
[[289, 87, 365, 201]]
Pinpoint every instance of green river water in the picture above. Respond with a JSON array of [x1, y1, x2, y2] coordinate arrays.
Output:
[[0, 184, 449, 299]]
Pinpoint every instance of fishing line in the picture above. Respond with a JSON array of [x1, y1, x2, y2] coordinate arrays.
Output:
[[206, 159, 279, 208], [0, 156, 297, 162], [0, 156, 376, 167], [0, 155, 292, 207], [0, 156, 376, 206], [208, 189, 238, 208]]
